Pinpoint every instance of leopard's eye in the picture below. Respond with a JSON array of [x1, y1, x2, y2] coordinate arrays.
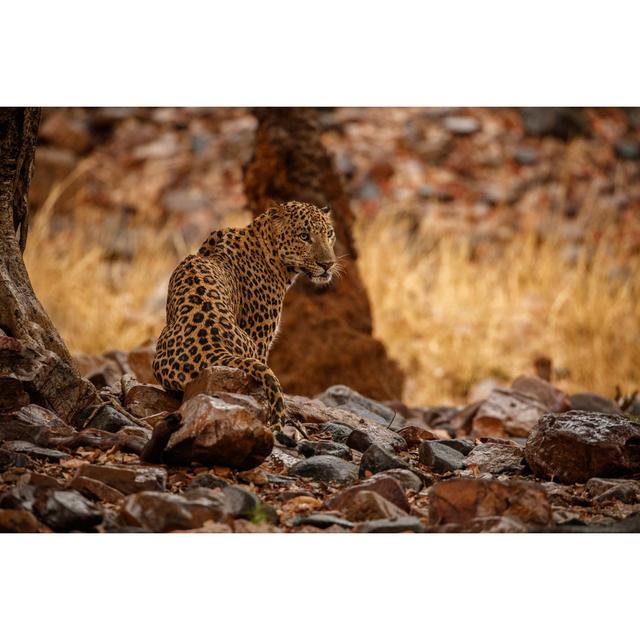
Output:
[[299, 232, 310, 242], [328, 228, 335, 238]]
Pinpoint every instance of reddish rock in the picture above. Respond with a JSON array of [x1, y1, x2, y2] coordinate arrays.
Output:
[[124, 383, 181, 419], [428, 478, 551, 527], [0, 404, 74, 446], [127, 342, 159, 385], [337, 490, 408, 522], [345, 422, 407, 453], [164, 394, 274, 470], [464, 442, 525, 475], [72, 354, 122, 388], [524, 411, 640, 483], [71, 463, 167, 495], [0, 509, 47, 533], [585, 478, 640, 504], [511, 375, 571, 412], [325, 475, 410, 513], [398, 425, 437, 447], [69, 476, 125, 503], [0, 377, 30, 411], [183, 366, 263, 403], [119, 489, 230, 532], [471, 388, 548, 438]]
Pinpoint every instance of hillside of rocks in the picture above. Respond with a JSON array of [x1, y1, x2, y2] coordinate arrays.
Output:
[[2, 338, 640, 533]]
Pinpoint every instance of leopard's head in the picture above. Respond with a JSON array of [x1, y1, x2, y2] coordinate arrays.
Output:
[[268, 201, 338, 284]]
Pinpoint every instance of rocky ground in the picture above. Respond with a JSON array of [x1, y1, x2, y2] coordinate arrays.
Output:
[[2, 338, 640, 533]]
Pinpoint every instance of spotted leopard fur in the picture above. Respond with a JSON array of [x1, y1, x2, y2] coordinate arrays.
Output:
[[153, 201, 337, 431]]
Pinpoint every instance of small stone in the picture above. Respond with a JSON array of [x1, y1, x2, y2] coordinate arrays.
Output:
[[126, 342, 158, 385], [0, 509, 47, 533], [124, 384, 180, 419], [359, 444, 413, 478], [521, 107, 589, 139], [418, 441, 465, 473], [472, 388, 548, 438], [221, 485, 278, 523], [120, 490, 229, 532], [443, 116, 480, 135], [289, 455, 358, 484], [585, 478, 640, 504], [398, 425, 437, 447], [2, 440, 70, 461], [326, 475, 410, 513], [71, 463, 167, 495], [511, 375, 571, 412], [318, 422, 353, 443], [82, 404, 133, 433], [464, 443, 525, 475], [293, 513, 354, 529], [514, 147, 538, 165], [297, 440, 352, 460], [428, 478, 551, 527], [337, 490, 408, 522], [17, 472, 62, 489], [164, 394, 273, 470], [371, 469, 423, 492], [69, 476, 125, 503], [614, 140, 640, 160], [346, 424, 407, 453], [183, 366, 263, 402], [437, 439, 476, 456], [524, 411, 640, 483], [570, 393, 621, 415], [188, 473, 229, 490], [355, 516, 426, 533], [0, 404, 73, 446]]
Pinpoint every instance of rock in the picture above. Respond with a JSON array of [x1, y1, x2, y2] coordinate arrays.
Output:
[[355, 516, 426, 533], [164, 394, 273, 470], [345, 423, 407, 453], [471, 388, 548, 438], [511, 375, 571, 412], [54, 427, 150, 455], [183, 366, 262, 402], [127, 342, 158, 385], [188, 473, 229, 490], [443, 116, 480, 135], [17, 472, 63, 489], [293, 513, 354, 529], [372, 469, 424, 492], [71, 463, 167, 495], [521, 107, 589, 139], [1, 441, 70, 462], [570, 393, 621, 415], [524, 411, 640, 483], [318, 422, 353, 443], [220, 485, 278, 524], [326, 475, 410, 512], [297, 440, 352, 460], [448, 402, 483, 435], [124, 383, 181, 419], [514, 147, 538, 165], [119, 490, 229, 532], [73, 354, 122, 388], [359, 444, 413, 478], [0, 509, 47, 533], [419, 441, 466, 473], [0, 446, 28, 471], [585, 478, 640, 504], [289, 455, 358, 484], [428, 478, 551, 527], [40, 111, 91, 153], [80, 404, 133, 433], [0, 404, 74, 446], [437, 439, 476, 456], [0, 377, 30, 411], [614, 140, 640, 160], [397, 425, 437, 447], [0, 486, 103, 531], [336, 490, 408, 522], [464, 443, 525, 475], [316, 385, 404, 430], [69, 476, 125, 503]]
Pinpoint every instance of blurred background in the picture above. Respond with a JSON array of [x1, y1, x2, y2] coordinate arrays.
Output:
[[25, 107, 640, 406]]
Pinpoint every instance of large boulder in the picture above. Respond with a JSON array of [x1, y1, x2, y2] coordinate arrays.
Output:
[[525, 411, 640, 484]]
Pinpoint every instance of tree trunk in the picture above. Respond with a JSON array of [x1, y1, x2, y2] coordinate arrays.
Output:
[[243, 108, 404, 401], [0, 107, 97, 423]]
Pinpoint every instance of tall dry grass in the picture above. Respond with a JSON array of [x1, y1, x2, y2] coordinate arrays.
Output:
[[355, 211, 640, 405], [24, 185, 639, 406]]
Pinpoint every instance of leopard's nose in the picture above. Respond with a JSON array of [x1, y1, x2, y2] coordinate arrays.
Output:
[[317, 260, 335, 271]]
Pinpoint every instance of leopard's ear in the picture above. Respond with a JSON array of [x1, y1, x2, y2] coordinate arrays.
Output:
[[265, 199, 286, 219], [320, 205, 331, 217]]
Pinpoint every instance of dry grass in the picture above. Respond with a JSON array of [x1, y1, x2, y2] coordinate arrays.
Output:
[[24, 191, 640, 407], [356, 212, 640, 406]]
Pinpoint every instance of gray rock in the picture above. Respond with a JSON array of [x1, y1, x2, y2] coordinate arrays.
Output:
[[614, 140, 640, 160], [298, 440, 352, 460], [358, 444, 413, 478], [220, 485, 278, 524], [355, 516, 426, 533], [419, 441, 466, 473], [293, 513, 354, 529], [319, 422, 354, 443], [464, 443, 525, 475], [188, 473, 229, 490], [514, 147, 538, 165], [570, 393, 621, 415], [437, 439, 476, 456], [521, 107, 589, 139], [2, 440, 70, 461], [585, 477, 640, 504], [83, 404, 133, 433], [289, 455, 358, 484], [525, 410, 640, 483], [443, 116, 480, 135]]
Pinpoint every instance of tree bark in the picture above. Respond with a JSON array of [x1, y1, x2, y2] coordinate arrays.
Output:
[[0, 107, 97, 423], [243, 108, 404, 400]]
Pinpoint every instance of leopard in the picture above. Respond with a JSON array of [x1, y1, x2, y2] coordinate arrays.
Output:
[[153, 200, 338, 434]]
